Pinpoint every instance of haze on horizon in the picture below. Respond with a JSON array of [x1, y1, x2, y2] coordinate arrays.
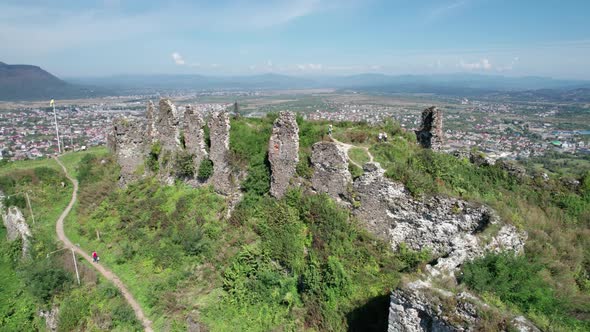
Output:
[[1, 0, 589, 80]]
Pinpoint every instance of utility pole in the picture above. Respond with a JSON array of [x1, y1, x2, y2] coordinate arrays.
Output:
[[51, 99, 62, 154], [25, 192, 35, 225], [71, 248, 81, 285], [67, 108, 74, 150], [46, 247, 81, 285]]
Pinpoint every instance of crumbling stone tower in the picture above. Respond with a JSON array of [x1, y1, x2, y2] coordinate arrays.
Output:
[[415, 106, 443, 150], [208, 111, 233, 195], [268, 112, 299, 198], [108, 117, 147, 186], [183, 105, 208, 173]]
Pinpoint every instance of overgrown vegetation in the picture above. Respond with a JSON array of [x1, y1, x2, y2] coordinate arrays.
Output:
[[3, 116, 589, 330], [0, 150, 140, 331], [197, 158, 214, 181]]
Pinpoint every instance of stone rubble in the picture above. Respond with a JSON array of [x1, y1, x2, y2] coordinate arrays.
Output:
[[268, 112, 299, 198]]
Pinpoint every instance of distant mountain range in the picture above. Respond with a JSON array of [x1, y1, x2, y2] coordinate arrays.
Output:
[[2, 61, 590, 101]]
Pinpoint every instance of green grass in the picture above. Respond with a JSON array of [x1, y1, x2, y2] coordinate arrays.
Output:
[[0, 229, 42, 331], [348, 147, 370, 166], [0, 146, 145, 331]]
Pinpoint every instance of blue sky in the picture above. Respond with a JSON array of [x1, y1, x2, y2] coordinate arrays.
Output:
[[1, 0, 589, 78]]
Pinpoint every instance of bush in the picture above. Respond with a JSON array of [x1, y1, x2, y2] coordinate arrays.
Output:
[[461, 253, 558, 315], [146, 141, 161, 172], [395, 243, 430, 272], [197, 158, 214, 181], [25, 262, 72, 302], [174, 151, 195, 178]]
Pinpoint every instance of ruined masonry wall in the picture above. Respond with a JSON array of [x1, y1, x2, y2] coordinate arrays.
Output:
[[268, 112, 299, 198], [208, 111, 233, 195], [183, 105, 209, 173]]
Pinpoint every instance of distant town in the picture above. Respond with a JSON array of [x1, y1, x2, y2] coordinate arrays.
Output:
[[1, 91, 589, 162]]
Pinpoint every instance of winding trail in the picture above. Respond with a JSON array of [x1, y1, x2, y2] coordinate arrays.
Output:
[[53, 157, 153, 332], [331, 138, 374, 167]]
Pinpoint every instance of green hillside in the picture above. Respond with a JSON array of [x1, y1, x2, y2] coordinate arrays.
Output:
[[1, 116, 589, 331]]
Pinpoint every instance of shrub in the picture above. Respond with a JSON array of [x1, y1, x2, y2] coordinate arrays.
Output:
[[461, 253, 558, 314], [25, 262, 72, 302], [395, 243, 430, 272], [174, 151, 195, 178], [146, 141, 161, 172], [197, 158, 214, 181]]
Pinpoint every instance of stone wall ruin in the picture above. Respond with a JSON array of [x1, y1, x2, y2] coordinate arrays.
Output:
[[415, 106, 443, 150], [268, 112, 299, 198], [207, 111, 233, 195]]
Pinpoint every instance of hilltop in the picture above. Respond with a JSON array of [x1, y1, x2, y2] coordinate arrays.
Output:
[[0, 62, 107, 101], [1, 105, 589, 331]]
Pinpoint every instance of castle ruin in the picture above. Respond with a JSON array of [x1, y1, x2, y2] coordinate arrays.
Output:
[[415, 106, 443, 150], [268, 112, 300, 198]]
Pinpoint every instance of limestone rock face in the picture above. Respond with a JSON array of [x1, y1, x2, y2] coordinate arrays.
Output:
[[39, 306, 59, 332], [311, 142, 352, 202], [353, 162, 526, 274], [1, 205, 31, 257], [268, 112, 299, 198], [415, 106, 443, 150], [183, 105, 208, 173], [208, 111, 233, 195], [109, 117, 146, 186], [388, 281, 540, 332]]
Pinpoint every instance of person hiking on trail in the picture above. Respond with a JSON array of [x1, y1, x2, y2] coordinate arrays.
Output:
[[92, 251, 99, 263], [328, 124, 333, 137]]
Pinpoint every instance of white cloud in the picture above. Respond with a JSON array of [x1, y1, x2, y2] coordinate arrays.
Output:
[[0, 0, 353, 54], [496, 57, 519, 72], [172, 52, 185, 65], [459, 58, 492, 70], [426, 0, 472, 22], [297, 63, 323, 71]]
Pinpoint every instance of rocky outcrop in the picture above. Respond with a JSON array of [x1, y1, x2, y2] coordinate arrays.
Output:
[[469, 151, 495, 167], [415, 106, 443, 150], [496, 160, 528, 180], [353, 162, 533, 331], [388, 281, 540, 332], [353, 162, 526, 274], [1, 205, 31, 258], [311, 142, 352, 202], [183, 105, 208, 173], [108, 117, 146, 186], [268, 112, 299, 198], [39, 306, 59, 332], [208, 111, 233, 195]]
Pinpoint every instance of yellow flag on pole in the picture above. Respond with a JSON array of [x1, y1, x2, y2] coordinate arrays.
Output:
[[50, 99, 55, 107]]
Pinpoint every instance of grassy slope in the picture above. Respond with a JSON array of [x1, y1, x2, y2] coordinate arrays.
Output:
[[0, 148, 141, 331], [5, 117, 590, 331]]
